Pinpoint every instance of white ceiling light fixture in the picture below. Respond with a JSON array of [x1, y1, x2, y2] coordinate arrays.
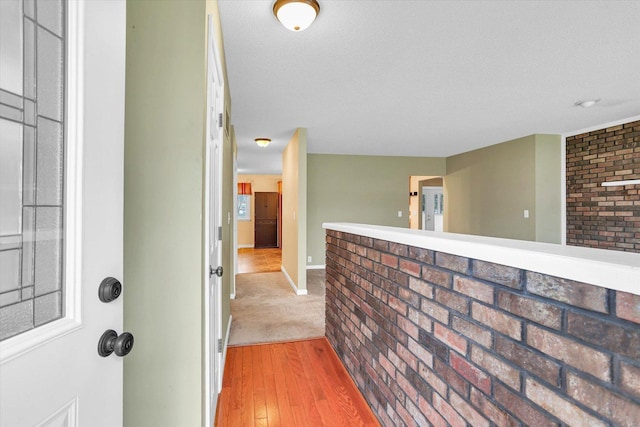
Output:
[[255, 138, 271, 148], [575, 99, 600, 108], [273, 0, 320, 32]]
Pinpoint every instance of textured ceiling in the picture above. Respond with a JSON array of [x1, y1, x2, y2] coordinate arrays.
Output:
[[218, 0, 640, 174]]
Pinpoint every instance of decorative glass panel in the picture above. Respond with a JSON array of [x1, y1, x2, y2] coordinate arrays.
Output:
[[0, 0, 66, 341]]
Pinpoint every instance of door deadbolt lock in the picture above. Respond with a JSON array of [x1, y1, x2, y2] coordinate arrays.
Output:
[[98, 329, 134, 357], [98, 277, 122, 303], [210, 266, 223, 278]]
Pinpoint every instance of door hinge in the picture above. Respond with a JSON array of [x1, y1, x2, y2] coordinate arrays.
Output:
[[218, 226, 223, 241], [217, 338, 223, 353], [218, 113, 223, 128]]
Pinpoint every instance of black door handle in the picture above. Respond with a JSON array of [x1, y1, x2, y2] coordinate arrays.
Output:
[[210, 265, 223, 278], [98, 329, 134, 357]]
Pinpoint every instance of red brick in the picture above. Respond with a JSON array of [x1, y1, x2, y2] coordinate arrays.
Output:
[[453, 276, 494, 303], [494, 382, 558, 427], [408, 337, 434, 369], [527, 324, 611, 382], [418, 395, 448, 427], [567, 311, 640, 360], [495, 335, 560, 387], [450, 352, 491, 394], [472, 260, 522, 289], [526, 378, 607, 427], [422, 265, 451, 288], [396, 372, 418, 404], [470, 345, 520, 390], [421, 299, 449, 324], [617, 291, 640, 325], [471, 302, 522, 340], [526, 272, 608, 313], [404, 398, 429, 426], [434, 358, 469, 397], [394, 401, 414, 427], [418, 361, 447, 397], [497, 291, 562, 330], [435, 288, 469, 315], [567, 372, 640, 427], [409, 246, 434, 265], [408, 307, 433, 332], [397, 315, 419, 340], [388, 295, 408, 316], [432, 392, 466, 427], [435, 252, 470, 275], [393, 343, 417, 373], [409, 276, 433, 298], [470, 387, 520, 427], [399, 258, 421, 277], [379, 353, 396, 379], [620, 360, 640, 400], [389, 242, 409, 257], [434, 323, 468, 355], [452, 316, 493, 348], [449, 390, 490, 427]]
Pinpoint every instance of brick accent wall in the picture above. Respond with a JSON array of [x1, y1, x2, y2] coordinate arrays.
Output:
[[325, 230, 640, 426], [566, 120, 640, 253]]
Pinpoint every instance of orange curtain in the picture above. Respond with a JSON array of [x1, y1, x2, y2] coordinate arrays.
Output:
[[238, 182, 252, 195]]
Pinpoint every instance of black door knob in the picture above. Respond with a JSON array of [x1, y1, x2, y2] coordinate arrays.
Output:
[[98, 277, 122, 303], [210, 266, 223, 277], [98, 329, 135, 357]]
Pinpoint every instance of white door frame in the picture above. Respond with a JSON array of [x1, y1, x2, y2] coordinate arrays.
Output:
[[203, 15, 225, 427]]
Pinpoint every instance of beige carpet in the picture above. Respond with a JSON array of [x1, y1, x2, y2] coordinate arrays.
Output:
[[228, 269, 326, 346]]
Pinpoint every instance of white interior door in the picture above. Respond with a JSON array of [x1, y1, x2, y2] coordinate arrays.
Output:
[[0, 1, 126, 425], [204, 15, 224, 427], [423, 187, 444, 232]]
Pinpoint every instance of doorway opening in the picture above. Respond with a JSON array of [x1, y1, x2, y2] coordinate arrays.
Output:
[[409, 176, 444, 231]]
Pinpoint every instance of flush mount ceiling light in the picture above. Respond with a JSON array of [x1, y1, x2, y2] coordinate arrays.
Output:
[[273, 0, 320, 32], [575, 99, 600, 108], [255, 138, 271, 148]]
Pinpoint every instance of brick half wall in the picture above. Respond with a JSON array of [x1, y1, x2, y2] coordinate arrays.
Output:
[[325, 229, 640, 426]]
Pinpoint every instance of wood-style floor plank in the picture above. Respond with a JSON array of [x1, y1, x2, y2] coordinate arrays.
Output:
[[215, 338, 380, 427], [238, 248, 282, 274]]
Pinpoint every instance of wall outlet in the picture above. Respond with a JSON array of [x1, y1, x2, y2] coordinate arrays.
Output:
[[398, 210, 403, 218], [308, 256, 312, 263], [524, 209, 529, 218]]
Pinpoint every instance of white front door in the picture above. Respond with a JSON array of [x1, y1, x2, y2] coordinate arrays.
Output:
[[0, 1, 126, 425], [204, 15, 224, 427]]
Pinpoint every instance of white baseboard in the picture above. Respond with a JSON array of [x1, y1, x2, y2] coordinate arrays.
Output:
[[281, 265, 308, 295], [220, 315, 232, 388], [306, 264, 326, 270], [238, 244, 254, 249]]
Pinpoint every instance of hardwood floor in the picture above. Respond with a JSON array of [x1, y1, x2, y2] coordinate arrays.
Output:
[[215, 338, 380, 427], [238, 248, 282, 274]]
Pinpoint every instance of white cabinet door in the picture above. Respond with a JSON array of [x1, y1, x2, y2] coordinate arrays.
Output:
[[0, 1, 126, 425]]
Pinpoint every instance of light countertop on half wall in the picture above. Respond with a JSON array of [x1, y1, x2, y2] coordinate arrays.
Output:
[[323, 223, 640, 297]]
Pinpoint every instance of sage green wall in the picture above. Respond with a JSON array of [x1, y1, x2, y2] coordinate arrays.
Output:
[[534, 134, 562, 243], [124, 1, 231, 425], [307, 155, 446, 266], [445, 134, 561, 242]]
